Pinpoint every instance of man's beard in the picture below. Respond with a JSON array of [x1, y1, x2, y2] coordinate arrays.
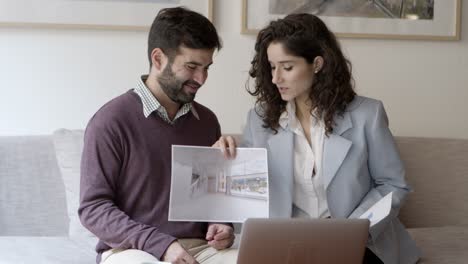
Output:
[[157, 63, 201, 104]]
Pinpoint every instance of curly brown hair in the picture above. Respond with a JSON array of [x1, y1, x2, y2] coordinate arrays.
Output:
[[247, 13, 355, 135]]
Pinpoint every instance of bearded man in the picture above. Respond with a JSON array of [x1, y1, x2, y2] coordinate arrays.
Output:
[[79, 7, 237, 264]]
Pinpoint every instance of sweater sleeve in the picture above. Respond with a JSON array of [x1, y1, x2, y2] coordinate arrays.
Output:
[[78, 116, 176, 259]]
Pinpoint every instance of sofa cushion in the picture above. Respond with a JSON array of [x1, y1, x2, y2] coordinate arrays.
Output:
[[408, 226, 468, 264], [0, 135, 68, 236], [0, 236, 95, 264], [53, 129, 97, 249], [396, 137, 468, 228]]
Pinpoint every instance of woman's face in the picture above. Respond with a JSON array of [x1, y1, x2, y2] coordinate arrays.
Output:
[[267, 42, 319, 103]]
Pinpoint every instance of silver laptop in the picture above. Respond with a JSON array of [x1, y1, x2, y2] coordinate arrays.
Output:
[[237, 218, 370, 264]]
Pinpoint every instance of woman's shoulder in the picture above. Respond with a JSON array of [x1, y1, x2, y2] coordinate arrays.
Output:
[[345, 96, 387, 124], [346, 96, 383, 113], [246, 105, 266, 123], [244, 105, 278, 134]]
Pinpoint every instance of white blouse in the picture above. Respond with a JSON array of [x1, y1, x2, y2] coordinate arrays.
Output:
[[279, 102, 330, 218]]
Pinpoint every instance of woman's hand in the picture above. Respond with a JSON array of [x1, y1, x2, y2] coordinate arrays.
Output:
[[212, 136, 237, 159]]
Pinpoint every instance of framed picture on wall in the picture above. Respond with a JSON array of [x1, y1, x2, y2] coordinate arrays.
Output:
[[0, 0, 213, 30], [242, 0, 461, 40]]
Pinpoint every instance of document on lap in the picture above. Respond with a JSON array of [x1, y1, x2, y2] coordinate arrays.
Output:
[[358, 192, 393, 227], [169, 145, 269, 223]]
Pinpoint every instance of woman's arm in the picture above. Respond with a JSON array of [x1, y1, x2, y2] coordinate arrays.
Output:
[[348, 100, 411, 239]]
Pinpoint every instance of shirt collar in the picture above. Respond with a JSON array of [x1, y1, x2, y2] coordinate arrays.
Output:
[[279, 101, 322, 130], [134, 75, 199, 121], [279, 101, 296, 130]]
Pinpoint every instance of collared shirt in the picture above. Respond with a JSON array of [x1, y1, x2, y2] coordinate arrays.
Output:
[[133, 75, 199, 124], [279, 102, 330, 219]]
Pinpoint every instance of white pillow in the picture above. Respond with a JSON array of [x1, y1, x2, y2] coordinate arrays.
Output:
[[52, 129, 97, 249]]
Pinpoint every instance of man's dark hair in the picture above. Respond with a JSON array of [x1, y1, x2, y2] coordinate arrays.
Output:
[[147, 7, 222, 66]]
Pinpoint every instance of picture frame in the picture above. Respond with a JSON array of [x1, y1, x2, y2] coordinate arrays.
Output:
[[0, 0, 213, 30], [241, 0, 461, 40]]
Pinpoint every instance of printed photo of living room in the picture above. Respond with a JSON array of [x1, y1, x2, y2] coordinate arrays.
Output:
[[169, 146, 269, 223]]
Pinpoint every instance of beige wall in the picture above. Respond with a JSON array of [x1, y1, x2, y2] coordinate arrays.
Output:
[[0, 0, 466, 139], [201, 0, 468, 139]]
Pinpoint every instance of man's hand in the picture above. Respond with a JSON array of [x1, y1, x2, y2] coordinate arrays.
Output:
[[212, 136, 237, 159], [162, 241, 198, 264], [206, 224, 235, 250]]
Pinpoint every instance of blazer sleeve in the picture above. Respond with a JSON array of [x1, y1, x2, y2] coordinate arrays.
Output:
[[348, 101, 411, 240]]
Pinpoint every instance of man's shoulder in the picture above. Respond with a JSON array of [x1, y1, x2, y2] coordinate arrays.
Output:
[[96, 90, 139, 115], [88, 90, 140, 127]]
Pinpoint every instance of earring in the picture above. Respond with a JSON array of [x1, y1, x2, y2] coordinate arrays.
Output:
[[314, 65, 321, 74]]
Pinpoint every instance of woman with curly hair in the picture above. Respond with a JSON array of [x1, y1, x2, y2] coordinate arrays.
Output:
[[241, 13, 421, 264]]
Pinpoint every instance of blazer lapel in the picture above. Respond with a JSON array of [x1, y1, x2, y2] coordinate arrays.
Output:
[[267, 127, 294, 217], [323, 112, 353, 189], [267, 128, 294, 172]]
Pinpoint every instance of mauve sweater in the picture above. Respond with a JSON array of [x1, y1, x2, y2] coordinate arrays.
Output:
[[78, 90, 221, 263]]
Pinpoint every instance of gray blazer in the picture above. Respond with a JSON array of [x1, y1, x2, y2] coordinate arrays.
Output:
[[242, 96, 421, 264]]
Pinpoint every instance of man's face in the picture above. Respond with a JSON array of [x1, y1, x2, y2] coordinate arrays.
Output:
[[157, 46, 214, 104]]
